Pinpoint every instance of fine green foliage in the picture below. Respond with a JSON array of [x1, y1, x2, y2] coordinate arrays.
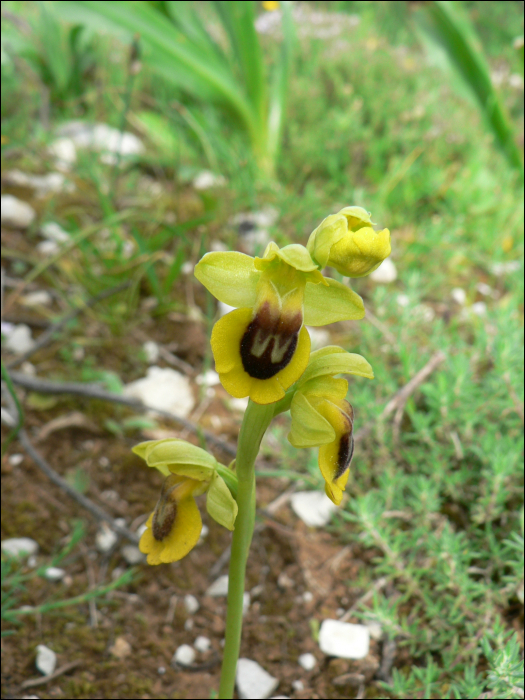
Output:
[[60, 0, 294, 177], [1, 522, 134, 636], [413, 0, 523, 175]]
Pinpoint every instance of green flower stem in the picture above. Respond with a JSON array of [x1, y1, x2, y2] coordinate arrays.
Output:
[[218, 399, 275, 699]]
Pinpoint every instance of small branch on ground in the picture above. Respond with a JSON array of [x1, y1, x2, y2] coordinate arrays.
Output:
[[20, 660, 83, 689]]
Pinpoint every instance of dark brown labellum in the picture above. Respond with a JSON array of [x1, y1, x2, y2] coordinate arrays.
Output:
[[334, 403, 355, 480], [240, 301, 302, 380], [152, 499, 178, 541]]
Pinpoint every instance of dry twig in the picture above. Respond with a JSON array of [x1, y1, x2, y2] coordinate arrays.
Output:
[[20, 660, 83, 689]]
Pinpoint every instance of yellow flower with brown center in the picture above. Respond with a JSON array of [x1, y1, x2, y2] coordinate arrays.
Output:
[[133, 439, 238, 565], [307, 206, 391, 278], [195, 242, 365, 404], [288, 347, 374, 504]]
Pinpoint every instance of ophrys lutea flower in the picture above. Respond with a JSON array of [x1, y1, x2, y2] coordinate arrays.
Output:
[[133, 439, 238, 564], [195, 242, 365, 404], [288, 346, 374, 504]]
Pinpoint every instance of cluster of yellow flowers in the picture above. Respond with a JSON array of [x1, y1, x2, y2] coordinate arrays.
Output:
[[135, 207, 391, 564]]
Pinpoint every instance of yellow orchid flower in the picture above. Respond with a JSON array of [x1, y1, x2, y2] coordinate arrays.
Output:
[[288, 347, 374, 505], [195, 242, 365, 405], [133, 439, 238, 565], [307, 206, 391, 278]]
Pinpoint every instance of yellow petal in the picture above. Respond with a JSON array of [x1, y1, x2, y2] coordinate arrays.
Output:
[[249, 376, 285, 404], [159, 496, 202, 563], [211, 308, 253, 373], [317, 400, 354, 506], [219, 365, 254, 399]]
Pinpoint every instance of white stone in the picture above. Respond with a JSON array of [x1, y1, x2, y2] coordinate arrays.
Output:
[[298, 652, 316, 671], [292, 680, 305, 691], [158, 666, 166, 674], [184, 594, 200, 615], [142, 340, 160, 364], [48, 137, 77, 167], [193, 170, 226, 190], [181, 261, 194, 275], [184, 618, 194, 631], [318, 619, 370, 659], [35, 644, 57, 676], [20, 291, 53, 307], [219, 301, 235, 317], [4, 170, 71, 197], [451, 288, 466, 305], [56, 121, 144, 158], [229, 397, 249, 412], [1, 408, 16, 427], [136, 523, 148, 538], [471, 302, 487, 317], [290, 491, 337, 527], [121, 545, 144, 565], [236, 658, 279, 700], [197, 523, 209, 544], [243, 592, 251, 615], [123, 367, 194, 418], [173, 644, 196, 667], [365, 620, 383, 640], [302, 591, 314, 603], [36, 240, 60, 256], [41, 221, 70, 243], [8, 454, 24, 466], [43, 567, 65, 581], [1, 538, 39, 558], [20, 362, 36, 376], [1, 195, 36, 228], [196, 370, 220, 387], [194, 635, 211, 653], [210, 239, 229, 252], [306, 326, 330, 350], [369, 258, 397, 283], [95, 524, 118, 553], [206, 574, 229, 597], [396, 293, 410, 307], [476, 282, 493, 296], [491, 261, 520, 276], [241, 228, 270, 255]]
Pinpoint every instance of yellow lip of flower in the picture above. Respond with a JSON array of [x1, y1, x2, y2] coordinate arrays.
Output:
[[133, 439, 238, 564], [195, 243, 365, 404], [139, 474, 204, 565], [307, 206, 391, 278], [316, 399, 355, 505]]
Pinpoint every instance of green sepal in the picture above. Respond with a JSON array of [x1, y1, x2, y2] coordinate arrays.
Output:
[[307, 213, 347, 268], [303, 278, 365, 325], [299, 348, 374, 385], [194, 251, 259, 308], [206, 473, 238, 530], [288, 392, 336, 447], [216, 463, 238, 498], [132, 439, 217, 480], [256, 242, 320, 272]]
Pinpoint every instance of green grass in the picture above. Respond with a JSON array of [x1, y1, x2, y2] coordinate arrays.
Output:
[[1, 1, 523, 697]]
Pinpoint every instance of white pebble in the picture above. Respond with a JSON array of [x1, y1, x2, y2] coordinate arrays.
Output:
[[1, 195, 36, 228], [292, 679, 305, 691], [290, 491, 337, 527], [181, 261, 194, 275], [184, 594, 200, 615], [243, 592, 251, 615], [173, 644, 196, 667], [396, 293, 410, 307], [476, 282, 492, 296], [369, 258, 397, 283], [219, 301, 236, 317], [95, 524, 118, 553], [142, 340, 160, 364], [43, 567, 65, 581], [471, 302, 487, 317], [451, 288, 466, 305], [319, 619, 370, 659], [8, 454, 24, 466], [206, 574, 229, 597], [184, 618, 194, 631], [121, 545, 144, 565], [194, 635, 211, 653], [302, 591, 314, 603], [20, 291, 53, 307], [196, 370, 221, 387], [36, 240, 60, 256], [236, 658, 279, 699], [123, 367, 194, 418], [35, 644, 56, 676], [365, 620, 383, 640], [1, 537, 39, 558], [193, 170, 226, 190], [298, 652, 316, 671], [306, 326, 330, 350], [4, 324, 35, 355], [490, 261, 520, 276], [40, 221, 70, 243], [158, 666, 166, 675], [229, 397, 249, 412]]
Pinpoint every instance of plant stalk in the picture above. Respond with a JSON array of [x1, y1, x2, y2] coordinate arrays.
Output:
[[218, 399, 274, 699]]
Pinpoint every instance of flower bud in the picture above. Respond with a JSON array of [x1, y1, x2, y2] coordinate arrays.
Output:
[[307, 206, 391, 278]]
